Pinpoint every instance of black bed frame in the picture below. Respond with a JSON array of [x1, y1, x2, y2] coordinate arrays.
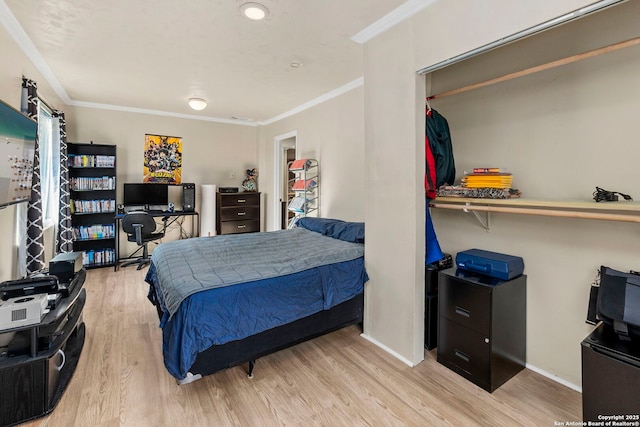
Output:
[[152, 291, 364, 381]]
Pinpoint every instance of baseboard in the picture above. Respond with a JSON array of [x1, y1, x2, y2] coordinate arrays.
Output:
[[525, 363, 582, 393], [360, 332, 582, 393], [359, 333, 417, 367]]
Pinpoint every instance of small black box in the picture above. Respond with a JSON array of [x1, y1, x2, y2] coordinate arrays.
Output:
[[49, 252, 83, 284], [219, 187, 239, 193]]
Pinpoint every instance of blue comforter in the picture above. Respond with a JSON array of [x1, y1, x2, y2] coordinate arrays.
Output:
[[150, 227, 364, 317], [145, 226, 368, 380]]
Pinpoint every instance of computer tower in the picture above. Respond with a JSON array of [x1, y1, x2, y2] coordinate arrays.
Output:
[[182, 183, 195, 212]]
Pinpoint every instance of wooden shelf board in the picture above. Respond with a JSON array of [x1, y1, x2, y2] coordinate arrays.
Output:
[[430, 197, 640, 213]]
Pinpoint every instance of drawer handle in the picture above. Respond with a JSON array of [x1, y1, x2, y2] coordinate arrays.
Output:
[[55, 349, 66, 371], [237, 212, 246, 216], [454, 349, 470, 363], [237, 199, 246, 203], [455, 306, 471, 318], [237, 225, 247, 229]]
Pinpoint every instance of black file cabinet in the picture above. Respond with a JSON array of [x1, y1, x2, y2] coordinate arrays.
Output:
[[437, 268, 526, 392], [581, 324, 640, 422]]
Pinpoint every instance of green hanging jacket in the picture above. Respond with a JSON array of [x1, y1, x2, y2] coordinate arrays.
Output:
[[426, 108, 455, 188]]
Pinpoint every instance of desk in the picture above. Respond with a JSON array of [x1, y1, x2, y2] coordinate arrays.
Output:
[[114, 210, 200, 271]]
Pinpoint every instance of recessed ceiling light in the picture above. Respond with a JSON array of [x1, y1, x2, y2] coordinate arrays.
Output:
[[240, 2, 268, 20], [188, 98, 207, 110], [290, 59, 302, 68]]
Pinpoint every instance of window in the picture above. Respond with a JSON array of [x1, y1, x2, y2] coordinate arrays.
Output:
[[37, 101, 60, 228]]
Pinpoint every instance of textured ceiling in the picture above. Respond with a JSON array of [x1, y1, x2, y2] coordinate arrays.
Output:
[[4, 0, 409, 124]]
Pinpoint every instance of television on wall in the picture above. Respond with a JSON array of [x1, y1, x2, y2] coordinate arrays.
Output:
[[0, 98, 37, 209]]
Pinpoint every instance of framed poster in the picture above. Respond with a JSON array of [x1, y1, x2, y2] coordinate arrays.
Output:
[[143, 134, 182, 183]]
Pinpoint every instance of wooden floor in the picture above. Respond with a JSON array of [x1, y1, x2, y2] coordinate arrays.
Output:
[[21, 267, 582, 427]]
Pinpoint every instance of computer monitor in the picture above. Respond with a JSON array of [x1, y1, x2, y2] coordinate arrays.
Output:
[[123, 183, 168, 208]]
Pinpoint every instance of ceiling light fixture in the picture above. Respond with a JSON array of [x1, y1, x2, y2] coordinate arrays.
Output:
[[188, 98, 207, 111], [240, 2, 268, 20], [290, 59, 302, 68]]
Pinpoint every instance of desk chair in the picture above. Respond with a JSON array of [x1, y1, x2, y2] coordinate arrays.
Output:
[[120, 211, 166, 270]]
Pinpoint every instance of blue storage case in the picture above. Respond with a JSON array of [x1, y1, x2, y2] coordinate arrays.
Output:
[[455, 249, 524, 280]]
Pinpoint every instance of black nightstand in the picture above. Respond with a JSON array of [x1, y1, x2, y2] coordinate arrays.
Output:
[[216, 192, 261, 235]]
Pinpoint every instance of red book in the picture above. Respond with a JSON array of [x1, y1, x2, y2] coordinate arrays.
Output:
[[289, 159, 310, 171], [292, 179, 317, 190]]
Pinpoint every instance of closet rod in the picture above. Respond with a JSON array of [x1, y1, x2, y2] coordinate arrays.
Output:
[[426, 36, 640, 101], [428, 202, 640, 224]]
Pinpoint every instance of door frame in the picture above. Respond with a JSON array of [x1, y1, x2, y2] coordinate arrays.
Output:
[[273, 130, 297, 230]]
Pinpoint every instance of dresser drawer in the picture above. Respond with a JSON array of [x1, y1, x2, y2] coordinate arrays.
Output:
[[220, 219, 260, 235], [439, 274, 491, 334], [219, 206, 260, 221], [438, 317, 491, 387], [219, 193, 260, 207]]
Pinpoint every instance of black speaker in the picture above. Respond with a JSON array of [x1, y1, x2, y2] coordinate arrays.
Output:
[[117, 204, 124, 215], [182, 183, 195, 212]]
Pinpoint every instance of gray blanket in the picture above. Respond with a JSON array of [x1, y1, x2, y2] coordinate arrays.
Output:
[[151, 228, 365, 317]]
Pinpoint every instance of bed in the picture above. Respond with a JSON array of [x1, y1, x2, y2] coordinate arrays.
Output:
[[144, 217, 368, 383]]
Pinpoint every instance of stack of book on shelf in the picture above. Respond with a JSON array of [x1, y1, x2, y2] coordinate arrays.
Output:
[[292, 179, 317, 191], [288, 196, 307, 213], [462, 168, 512, 189]]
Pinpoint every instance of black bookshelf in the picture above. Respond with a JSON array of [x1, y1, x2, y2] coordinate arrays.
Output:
[[67, 142, 117, 268]]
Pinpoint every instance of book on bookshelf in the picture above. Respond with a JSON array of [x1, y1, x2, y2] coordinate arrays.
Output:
[[292, 179, 317, 191], [289, 159, 313, 171]]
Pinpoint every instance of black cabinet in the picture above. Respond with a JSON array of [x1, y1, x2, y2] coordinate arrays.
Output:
[[437, 268, 526, 392], [425, 254, 452, 350], [582, 323, 640, 422], [0, 272, 86, 426], [216, 192, 261, 235], [68, 142, 117, 268]]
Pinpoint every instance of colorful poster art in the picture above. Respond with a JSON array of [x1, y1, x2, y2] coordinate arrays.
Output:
[[143, 134, 182, 184]]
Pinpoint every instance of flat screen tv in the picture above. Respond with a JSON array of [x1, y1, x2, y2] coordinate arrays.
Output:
[[0, 99, 37, 209], [123, 183, 168, 207]]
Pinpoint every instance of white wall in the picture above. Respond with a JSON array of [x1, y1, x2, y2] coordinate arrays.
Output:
[[260, 86, 366, 229], [67, 107, 259, 254]]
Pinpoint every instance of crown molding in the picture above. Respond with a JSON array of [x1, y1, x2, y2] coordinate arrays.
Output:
[[260, 77, 364, 125], [351, 0, 439, 44], [70, 100, 259, 126], [0, 0, 71, 104]]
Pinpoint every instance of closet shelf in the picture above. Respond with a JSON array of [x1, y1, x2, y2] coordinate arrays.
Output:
[[429, 197, 640, 230]]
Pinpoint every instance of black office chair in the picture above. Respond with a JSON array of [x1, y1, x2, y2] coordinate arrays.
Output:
[[120, 211, 166, 270]]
